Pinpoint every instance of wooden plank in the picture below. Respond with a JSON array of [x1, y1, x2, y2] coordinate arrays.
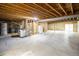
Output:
[[58, 3, 67, 15], [33, 3, 58, 17], [70, 3, 73, 14], [45, 3, 62, 16]]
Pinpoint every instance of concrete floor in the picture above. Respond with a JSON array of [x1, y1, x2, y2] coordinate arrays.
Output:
[[0, 31, 79, 56]]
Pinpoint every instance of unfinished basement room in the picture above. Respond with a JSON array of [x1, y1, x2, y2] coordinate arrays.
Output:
[[0, 3, 79, 56]]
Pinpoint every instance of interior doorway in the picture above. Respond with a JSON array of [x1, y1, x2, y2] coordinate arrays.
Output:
[[65, 24, 73, 32], [38, 25, 43, 34]]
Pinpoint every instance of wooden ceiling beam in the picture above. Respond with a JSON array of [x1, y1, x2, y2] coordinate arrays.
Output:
[[0, 7, 31, 17], [1, 4, 47, 18], [22, 4, 52, 17], [70, 3, 73, 14], [58, 3, 67, 15], [0, 4, 44, 19], [0, 4, 32, 16], [0, 11, 26, 18], [38, 14, 79, 22], [33, 3, 58, 17], [45, 3, 62, 16], [5, 4, 49, 19]]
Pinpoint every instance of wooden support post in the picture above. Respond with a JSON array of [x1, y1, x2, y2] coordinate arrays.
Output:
[[33, 21, 38, 34], [44, 22, 48, 32]]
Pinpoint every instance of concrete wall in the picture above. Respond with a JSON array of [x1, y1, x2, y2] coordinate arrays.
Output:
[[48, 21, 77, 32]]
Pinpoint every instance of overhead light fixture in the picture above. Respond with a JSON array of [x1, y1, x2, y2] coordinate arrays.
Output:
[[33, 17, 39, 22], [23, 16, 34, 19], [22, 16, 39, 20]]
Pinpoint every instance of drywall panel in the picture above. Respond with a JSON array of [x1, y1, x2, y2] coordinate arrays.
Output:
[[48, 21, 77, 32]]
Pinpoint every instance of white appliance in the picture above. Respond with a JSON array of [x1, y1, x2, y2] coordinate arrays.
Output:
[[19, 29, 26, 37]]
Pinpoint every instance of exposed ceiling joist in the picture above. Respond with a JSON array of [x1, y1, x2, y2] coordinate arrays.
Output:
[[11, 4, 50, 18], [0, 4, 32, 16], [58, 3, 67, 15], [0, 3, 79, 21], [45, 3, 62, 16], [0, 4, 47, 19], [22, 4, 53, 17], [33, 3, 58, 17], [70, 3, 73, 14]]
